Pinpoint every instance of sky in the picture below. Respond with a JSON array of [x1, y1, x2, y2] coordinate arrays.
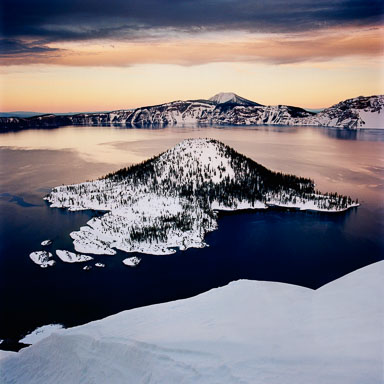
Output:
[[0, 0, 383, 112]]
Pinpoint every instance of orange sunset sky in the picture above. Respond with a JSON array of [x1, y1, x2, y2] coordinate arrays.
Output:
[[1, 0, 383, 112]]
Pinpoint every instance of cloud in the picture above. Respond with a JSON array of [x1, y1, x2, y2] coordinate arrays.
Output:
[[1, 28, 382, 67], [0, 39, 61, 55], [1, 0, 382, 66], [2, 0, 383, 43]]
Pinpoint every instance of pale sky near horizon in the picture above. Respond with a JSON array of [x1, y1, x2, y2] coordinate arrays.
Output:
[[1, 0, 383, 112]]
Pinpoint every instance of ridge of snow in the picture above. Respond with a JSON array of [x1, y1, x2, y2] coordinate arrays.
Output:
[[20, 324, 64, 345], [2, 261, 382, 383]]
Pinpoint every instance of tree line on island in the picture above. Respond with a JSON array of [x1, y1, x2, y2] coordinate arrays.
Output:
[[105, 139, 355, 211]]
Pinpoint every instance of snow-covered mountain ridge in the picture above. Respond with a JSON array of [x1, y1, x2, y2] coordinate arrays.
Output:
[[302, 95, 384, 129], [1, 93, 382, 129], [43, 139, 357, 259]]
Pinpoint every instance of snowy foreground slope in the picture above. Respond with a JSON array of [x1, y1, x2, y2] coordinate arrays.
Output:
[[42, 139, 357, 259], [1, 93, 383, 130], [1, 261, 382, 384]]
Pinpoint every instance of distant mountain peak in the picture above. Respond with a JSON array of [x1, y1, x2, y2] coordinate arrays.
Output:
[[209, 92, 238, 103], [209, 92, 262, 106]]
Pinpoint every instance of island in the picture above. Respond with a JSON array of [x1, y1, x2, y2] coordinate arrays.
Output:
[[43, 138, 358, 259], [29, 251, 56, 268], [55, 250, 93, 263], [123, 257, 141, 267]]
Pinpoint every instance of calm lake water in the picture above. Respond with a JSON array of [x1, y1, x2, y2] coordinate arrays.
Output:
[[0, 125, 383, 350]]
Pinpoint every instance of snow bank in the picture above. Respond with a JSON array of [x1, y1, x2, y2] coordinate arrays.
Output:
[[20, 324, 64, 345], [1, 261, 382, 383]]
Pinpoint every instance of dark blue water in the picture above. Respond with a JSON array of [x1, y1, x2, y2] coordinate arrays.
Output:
[[0, 125, 383, 350], [0, 196, 383, 350]]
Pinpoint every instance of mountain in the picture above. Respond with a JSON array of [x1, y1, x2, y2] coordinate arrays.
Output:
[[42, 139, 357, 259], [303, 95, 384, 129], [0, 111, 43, 118], [209, 92, 262, 106], [1, 94, 382, 130]]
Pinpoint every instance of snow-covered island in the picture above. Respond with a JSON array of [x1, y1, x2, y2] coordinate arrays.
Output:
[[1, 261, 382, 383], [122, 257, 141, 267], [55, 250, 93, 263], [44, 139, 358, 258], [29, 251, 56, 268]]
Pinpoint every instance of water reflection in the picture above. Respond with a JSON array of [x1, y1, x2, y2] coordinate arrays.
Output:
[[1, 125, 383, 204], [318, 127, 384, 141]]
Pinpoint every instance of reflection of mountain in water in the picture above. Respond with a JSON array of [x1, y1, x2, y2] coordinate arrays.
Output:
[[321, 127, 384, 142]]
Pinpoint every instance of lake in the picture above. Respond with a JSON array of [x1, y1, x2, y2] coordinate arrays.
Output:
[[0, 125, 383, 350]]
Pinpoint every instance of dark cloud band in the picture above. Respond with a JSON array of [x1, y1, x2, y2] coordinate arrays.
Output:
[[1, 0, 383, 45], [0, 39, 60, 55]]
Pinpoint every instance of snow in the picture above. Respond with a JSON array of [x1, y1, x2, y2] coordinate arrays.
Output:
[[29, 251, 55, 268], [210, 92, 239, 104], [55, 250, 93, 263], [20, 324, 64, 345], [209, 92, 259, 106], [0, 350, 16, 360], [265, 196, 360, 212], [122, 256, 141, 267], [357, 110, 383, 129], [304, 95, 384, 129], [212, 199, 267, 211], [43, 139, 358, 259], [70, 226, 117, 255], [41, 240, 52, 246], [94, 262, 105, 268], [1, 261, 382, 383]]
